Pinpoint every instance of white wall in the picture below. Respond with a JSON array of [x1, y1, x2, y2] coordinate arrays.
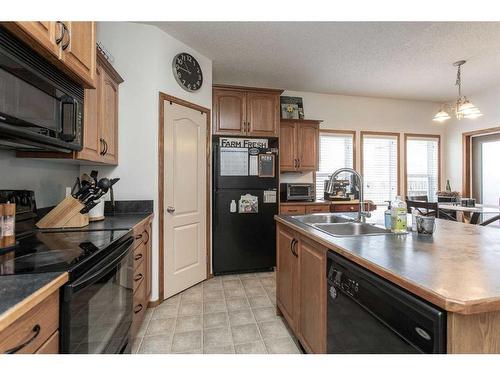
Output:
[[0, 150, 79, 207], [80, 22, 212, 302], [444, 84, 500, 194], [281, 90, 444, 193]]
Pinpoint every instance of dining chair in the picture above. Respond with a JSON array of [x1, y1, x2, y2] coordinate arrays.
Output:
[[406, 200, 439, 218]]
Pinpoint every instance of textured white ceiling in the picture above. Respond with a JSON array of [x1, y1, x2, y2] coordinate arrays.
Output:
[[148, 22, 500, 102]]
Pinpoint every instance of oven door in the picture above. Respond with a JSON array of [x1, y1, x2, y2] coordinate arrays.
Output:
[[61, 237, 134, 354]]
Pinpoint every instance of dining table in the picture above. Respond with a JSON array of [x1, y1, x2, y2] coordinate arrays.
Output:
[[438, 203, 500, 225]]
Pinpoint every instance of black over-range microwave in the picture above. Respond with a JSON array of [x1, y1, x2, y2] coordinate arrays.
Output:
[[0, 26, 83, 152]]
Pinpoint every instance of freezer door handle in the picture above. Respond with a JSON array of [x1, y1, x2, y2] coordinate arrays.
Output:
[[167, 206, 176, 214]]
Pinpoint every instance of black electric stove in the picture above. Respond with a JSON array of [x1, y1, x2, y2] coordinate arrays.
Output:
[[0, 229, 130, 280], [0, 190, 134, 354]]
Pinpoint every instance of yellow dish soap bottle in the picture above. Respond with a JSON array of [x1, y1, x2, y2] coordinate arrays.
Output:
[[391, 196, 407, 233]]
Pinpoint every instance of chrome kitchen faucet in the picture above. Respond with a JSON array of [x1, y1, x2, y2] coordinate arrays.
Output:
[[325, 168, 371, 223]]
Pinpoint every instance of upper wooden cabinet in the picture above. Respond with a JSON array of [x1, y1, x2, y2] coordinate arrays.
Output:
[[18, 49, 123, 165], [213, 85, 282, 137], [279, 119, 321, 172], [2, 21, 96, 88]]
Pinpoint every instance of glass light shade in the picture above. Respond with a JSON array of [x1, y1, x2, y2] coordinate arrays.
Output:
[[456, 98, 482, 117], [433, 109, 451, 122]]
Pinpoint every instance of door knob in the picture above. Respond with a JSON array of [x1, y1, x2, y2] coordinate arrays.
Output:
[[167, 206, 175, 214]]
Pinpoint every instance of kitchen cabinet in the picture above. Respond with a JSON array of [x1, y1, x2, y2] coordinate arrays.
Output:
[[0, 291, 60, 354], [279, 119, 320, 172], [131, 216, 153, 340], [297, 237, 327, 354], [280, 201, 376, 215], [213, 85, 282, 137], [276, 225, 299, 331], [2, 21, 96, 88], [17, 49, 123, 165], [276, 222, 327, 353]]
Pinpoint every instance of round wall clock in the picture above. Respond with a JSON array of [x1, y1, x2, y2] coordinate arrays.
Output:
[[172, 52, 203, 92]]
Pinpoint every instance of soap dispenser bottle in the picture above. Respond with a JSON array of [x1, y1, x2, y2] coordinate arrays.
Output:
[[384, 200, 392, 230]]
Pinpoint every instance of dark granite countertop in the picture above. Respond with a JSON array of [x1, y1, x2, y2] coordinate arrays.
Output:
[[0, 272, 68, 330], [276, 211, 500, 314]]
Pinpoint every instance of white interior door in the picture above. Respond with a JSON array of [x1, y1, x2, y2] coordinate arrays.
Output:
[[164, 100, 207, 299]]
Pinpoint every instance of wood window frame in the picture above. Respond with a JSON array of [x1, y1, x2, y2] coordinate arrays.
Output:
[[313, 129, 357, 196], [158, 92, 212, 304], [360, 131, 402, 197], [403, 133, 442, 198], [462, 126, 500, 197]]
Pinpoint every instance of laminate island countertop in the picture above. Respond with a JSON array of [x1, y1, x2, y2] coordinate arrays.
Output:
[[275, 213, 500, 315], [0, 272, 68, 331]]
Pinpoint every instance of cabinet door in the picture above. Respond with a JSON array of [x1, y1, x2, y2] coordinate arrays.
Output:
[[213, 88, 246, 135], [298, 237, 327, 354], [9, 22, 61, 58], [60, 22, 96, 88], [77, 64, 102, 162], [297, 124, 319, 171], [145, 220, 152, 299], [276, 224, 299, 330], [279, 122, 297, 171], [246, 91, 279, 137], [99, 68, 119, 165]]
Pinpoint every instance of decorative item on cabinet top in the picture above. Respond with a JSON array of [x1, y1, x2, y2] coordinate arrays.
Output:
[[17, 47, 124, 165], [212, 84, 283, 137], [280, 96, 305, 120]]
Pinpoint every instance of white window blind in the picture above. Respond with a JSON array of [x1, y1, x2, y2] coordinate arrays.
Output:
[[362, 134, 398, 204], [315, 132, 354, 200], [406, 137, 439, 200]]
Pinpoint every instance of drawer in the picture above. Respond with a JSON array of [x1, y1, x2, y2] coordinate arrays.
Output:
[[332, 204, 359, 212], [35, 331, 59, 354], [133, 242, 146, 270], [133, 257, 146, 292], [280, 205, 306, 215], [305, 205, 331, 214], [133, 221, 151, 249], [0, 291, 59, 354], [131, 277, 147, 337]]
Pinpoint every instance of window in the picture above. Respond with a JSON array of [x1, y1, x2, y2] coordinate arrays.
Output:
[[315, 131, 354, 200], [405, 135, 440, 200], [361, 132, 399, 204]]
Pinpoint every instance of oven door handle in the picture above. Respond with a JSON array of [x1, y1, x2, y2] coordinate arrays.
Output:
[[69, 237, 134, 294]]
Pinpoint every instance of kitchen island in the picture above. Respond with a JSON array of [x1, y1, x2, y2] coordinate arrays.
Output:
[[275, 212, 500, 354]]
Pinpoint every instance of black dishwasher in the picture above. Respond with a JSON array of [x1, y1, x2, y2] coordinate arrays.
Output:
[[327, 251, 446, 354]]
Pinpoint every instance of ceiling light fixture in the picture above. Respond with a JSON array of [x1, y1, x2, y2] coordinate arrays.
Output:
[[433, 60, 482, 123]]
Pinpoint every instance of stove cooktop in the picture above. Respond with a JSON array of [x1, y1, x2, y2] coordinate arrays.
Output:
[[0, 229, 130, 276]]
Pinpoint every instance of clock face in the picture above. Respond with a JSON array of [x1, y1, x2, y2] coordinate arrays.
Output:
[[172, 53, 203, 92]]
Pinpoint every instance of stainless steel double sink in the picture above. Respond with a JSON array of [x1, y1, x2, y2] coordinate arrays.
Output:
[[291, 213, 404, 237]]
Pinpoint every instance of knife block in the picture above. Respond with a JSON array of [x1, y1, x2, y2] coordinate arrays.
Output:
[[36, 196, 89, 229]]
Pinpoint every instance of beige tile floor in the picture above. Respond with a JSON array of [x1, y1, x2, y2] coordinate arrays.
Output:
[[132, 271, 302, 354]]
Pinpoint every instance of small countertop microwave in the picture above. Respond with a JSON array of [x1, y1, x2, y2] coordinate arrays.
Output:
[[280, 183, 315, 202]]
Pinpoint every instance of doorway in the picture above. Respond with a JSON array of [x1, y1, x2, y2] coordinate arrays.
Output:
[[158, 93, 211, 301], [471, 132, 500, 205]]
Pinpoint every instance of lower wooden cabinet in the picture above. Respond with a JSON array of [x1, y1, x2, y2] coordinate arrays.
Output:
[[276, 225, 299, 331], [276, 222, 327, 353], [0, 291, 60, 354], [297, 237, 327, 354], [131, 216, 153, 339]]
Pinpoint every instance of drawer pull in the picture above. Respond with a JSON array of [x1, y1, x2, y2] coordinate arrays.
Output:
[[142, 230, 150, 245], [134, 273, 144, 282], [134, 254, 143, 261], [4, 324, 41, 354], [135, 234, 143, 240], [134, 304, 144, 314]]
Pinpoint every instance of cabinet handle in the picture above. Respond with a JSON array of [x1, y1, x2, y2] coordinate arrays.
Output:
[[99, 138, 105, 155], [142, 230, 150, 245], [4, 324, 41, 354], [134, 253, 143, 261], [103, 140, 108, 155], [297, 159, 301, 168], [134, 273, 144, 282], [290, 239, 296, 256], [292, 239, 299, 257], [55, 21, 65, 45], [134, 304, 143, 314], [61, 22, 70, 51]]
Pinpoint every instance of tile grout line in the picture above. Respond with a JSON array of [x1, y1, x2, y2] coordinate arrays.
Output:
[[246, 274, 269, 353]]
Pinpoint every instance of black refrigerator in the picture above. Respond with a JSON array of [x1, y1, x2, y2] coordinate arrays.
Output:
[[212, 136, 279, 275]]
